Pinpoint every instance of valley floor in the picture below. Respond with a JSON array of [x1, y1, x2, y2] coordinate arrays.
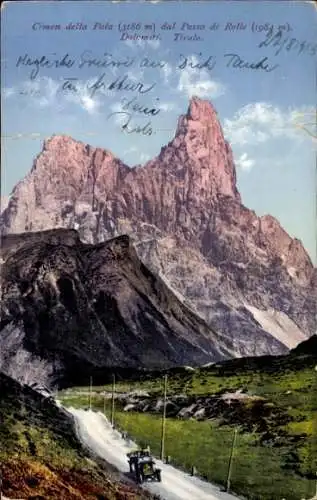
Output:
[[59, 350, 317, 500], [68, 407, 239, 500]]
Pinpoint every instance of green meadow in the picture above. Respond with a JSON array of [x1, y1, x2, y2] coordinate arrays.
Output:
[[60, 356, 317, 500]]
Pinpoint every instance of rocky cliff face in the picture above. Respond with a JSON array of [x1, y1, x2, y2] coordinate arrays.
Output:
[[1, 97, 316, 358], [0, 229, 242, 386]]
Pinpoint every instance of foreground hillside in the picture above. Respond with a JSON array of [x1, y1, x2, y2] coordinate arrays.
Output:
[[0, 229, 233, 388], [0, 371, 156, 499], [60, 336, 317, 500]]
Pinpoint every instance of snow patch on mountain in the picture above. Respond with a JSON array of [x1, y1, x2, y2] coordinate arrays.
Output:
[[244, 305, 307, 349]]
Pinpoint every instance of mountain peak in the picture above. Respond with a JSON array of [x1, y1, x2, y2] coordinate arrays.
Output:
[[175, 97, 224, 142], [43, 134, 78, 150], [1, 99, 315, 362], [42, 134, 116, 161], [187, 96, 219, 123], [163, 98, 241, 202]]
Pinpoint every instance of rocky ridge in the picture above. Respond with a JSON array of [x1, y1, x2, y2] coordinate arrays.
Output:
[[117, 390, 288, 434], [0, 229, 240, 387]]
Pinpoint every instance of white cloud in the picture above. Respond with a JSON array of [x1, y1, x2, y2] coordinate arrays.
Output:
[[3, 87, 15, 98], [126, 68, 145, 82], [37, 78, 60, 108], [161, 62, 172, 85], [140, 153, 151, 163], [235, 152, 255, 171], [121, 146, 151, 165], [3, 76, 105, 115], [223, 102, 313, 146], [123, 146, 138, 155], [290, 109, 317, 143], [123, 39, 136, 49], [123, 38, 161, 50], [3, 132, 42, 140], [108, 101, 127, 125], [147, 39, 161, 50], [177, 56, 225, 99], [10, 77, 60, 108], [159, 101, 177, 112], [63, 78, 102, 114]]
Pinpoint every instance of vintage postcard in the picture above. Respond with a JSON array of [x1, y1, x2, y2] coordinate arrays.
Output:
[[1, 1, 316, 499]]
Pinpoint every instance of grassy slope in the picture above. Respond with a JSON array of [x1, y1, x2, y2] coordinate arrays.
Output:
[[0, 373, 155, 500], [60, 350, 317, 500]]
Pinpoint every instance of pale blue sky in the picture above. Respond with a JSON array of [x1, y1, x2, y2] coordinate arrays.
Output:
[[1, 1, 316, 262]]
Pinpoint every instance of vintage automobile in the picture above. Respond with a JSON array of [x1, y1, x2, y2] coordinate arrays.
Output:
[[127, 449, 162, 484]]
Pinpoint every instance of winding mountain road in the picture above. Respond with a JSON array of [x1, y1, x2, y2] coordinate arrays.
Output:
[[68, 407, 240, 500]]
